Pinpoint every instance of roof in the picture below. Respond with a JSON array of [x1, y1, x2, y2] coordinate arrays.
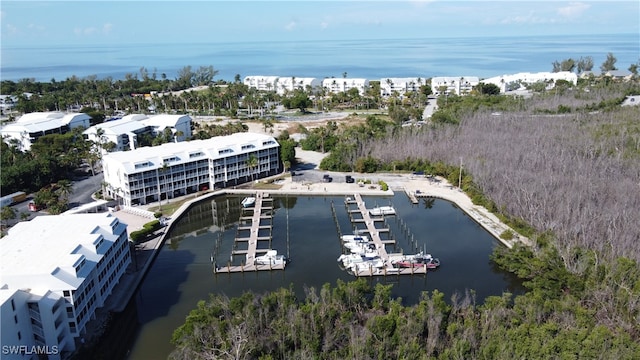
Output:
[[0, 213, 126, 295], [142, 114, 190, 127], [103, 132, 278, 174], [84, 117, 147, 136]]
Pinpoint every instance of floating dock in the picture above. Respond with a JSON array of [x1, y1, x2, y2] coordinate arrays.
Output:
[[345, 194, 428, 276], [215, 193, 285, 273]]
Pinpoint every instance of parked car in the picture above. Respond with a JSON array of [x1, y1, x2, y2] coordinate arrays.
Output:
[[345, 175, 355, 183], [322, 174, 333, 183]]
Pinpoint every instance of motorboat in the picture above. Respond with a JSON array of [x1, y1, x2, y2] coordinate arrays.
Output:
[[253, 250, 287, 266], [368, 206, 396, 216], [341, 233, 369, 243], [241, 196, 256, 208], [391, 252, 440, 269], [349, 258, 386, 272]]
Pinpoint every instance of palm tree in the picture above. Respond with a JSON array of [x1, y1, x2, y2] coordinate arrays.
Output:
[[56, 179, 73, 204], [157, 163, 169, 211], [246, 154, 259, 182]]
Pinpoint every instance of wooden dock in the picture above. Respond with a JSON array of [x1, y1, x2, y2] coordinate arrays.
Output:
[[344, 194, 427, 276], [215, 193, 285, 273], [404, 187, 419, 204]]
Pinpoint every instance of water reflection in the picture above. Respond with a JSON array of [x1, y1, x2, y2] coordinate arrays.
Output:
[[122, 193, 523, 359]]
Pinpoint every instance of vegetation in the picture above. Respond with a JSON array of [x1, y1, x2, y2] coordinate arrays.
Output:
[[129, 219, 163, 242]]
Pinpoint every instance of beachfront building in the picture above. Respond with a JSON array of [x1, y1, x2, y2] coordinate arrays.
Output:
[[243, 76, 280, 92], [0, 213, 131, 359], [101, 132, 281, 206], [431, 76, 480, 96], [0, 94, 18, 114], [275, 77, 322, 95], [83, 114, 192, 152], [482, 71, 578, 93], [322, 78, 369, 96], [1, 112, 91, 151], [380, 77, 425, 97]]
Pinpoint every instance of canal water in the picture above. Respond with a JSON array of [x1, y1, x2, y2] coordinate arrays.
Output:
[[98, 193, 523, 359]]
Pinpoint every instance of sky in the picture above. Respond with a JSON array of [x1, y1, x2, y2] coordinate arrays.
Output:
[[1, 1, 638, 47]]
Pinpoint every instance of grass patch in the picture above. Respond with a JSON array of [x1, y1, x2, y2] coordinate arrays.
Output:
[[147, 195, 198, 216]]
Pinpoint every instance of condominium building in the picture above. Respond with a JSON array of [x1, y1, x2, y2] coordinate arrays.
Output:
[[482, 71, 578, 93], [322, 78, 370, 96], [101, 132, 281, 206], [0, 213, 131, 359], [380, 77, 425, 97], [83, 114, 192, 152], [1, 112, 91, 151], [243, 76, 280, 92], [431, 76, 480, 96]]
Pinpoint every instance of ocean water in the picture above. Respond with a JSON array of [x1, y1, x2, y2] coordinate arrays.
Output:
[[1, 33, 638, 83]]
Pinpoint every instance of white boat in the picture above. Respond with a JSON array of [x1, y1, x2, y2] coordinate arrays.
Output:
[[369, 206, 396, 216], [241, 197, 256, 208], [253, 250, 287, 266], [349, 258, 385, 272], [341, 233, 369, 243]]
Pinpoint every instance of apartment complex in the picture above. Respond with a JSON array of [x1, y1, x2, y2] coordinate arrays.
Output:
[[321, 78, 369, 96], [0, 213, 131, 359], [1, 112, 91, 151], [482, 71, 578, 93], [101, 132, 281, 206], [431, 76, 480, 96], [380, 77, 425, 97], [83, 113, 192, 152]]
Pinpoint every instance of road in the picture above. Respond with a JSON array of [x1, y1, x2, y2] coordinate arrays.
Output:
[[3, 172, 105, 228]]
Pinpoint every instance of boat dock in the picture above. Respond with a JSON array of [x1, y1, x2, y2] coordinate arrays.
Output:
[[215, 193, 285, 273], [345, 194, 428, 276]]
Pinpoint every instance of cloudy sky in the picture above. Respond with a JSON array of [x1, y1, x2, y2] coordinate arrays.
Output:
[[1, 1, 638, 47]]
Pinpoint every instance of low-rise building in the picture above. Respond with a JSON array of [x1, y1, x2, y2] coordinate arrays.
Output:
[[1, 112, 91, 151], [482, 71, 578, 93], [83, 114, 192, 152], [0, 213, 131, 360], [322, 78, 369, 95], [101, 132, 281, 206], [380, 77, 425, 97], [431, 76, 479, 96], [243, 76, 280, 92]]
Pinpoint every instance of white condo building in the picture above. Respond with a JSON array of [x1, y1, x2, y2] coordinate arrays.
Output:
[[244, 76, 322, 95], [83, 114, 192, 152], [102, 132, 281, 206], [431, 76, 480, 96], [0, 213, 131, 360], [380, 77, 425, 97], [322, 78, 370, 96], [274, 77, 322, 95], [481, 71, 578, 93], [1, 112, 91, 151], [243, 76, 280, 92]]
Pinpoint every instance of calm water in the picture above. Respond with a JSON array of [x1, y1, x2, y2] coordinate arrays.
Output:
[[2, 33, 638, 82], [93, 192, 524, 359]]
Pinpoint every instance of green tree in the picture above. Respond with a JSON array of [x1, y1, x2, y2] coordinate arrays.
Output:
[[1, 206, 17, 228], [600, 52, 618, 72], [246, 154, 258, 181]]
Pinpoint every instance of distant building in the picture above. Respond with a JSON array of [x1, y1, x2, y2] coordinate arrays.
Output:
[[380, 77, 425, 97], [0, 213, 131, 360], [244, 76, 322, 95], [482, 71, 578, 93], [1, 112, 91, 150], [101, 132, 281, 206], [243, 76, 280, 92], [83, 114, 192, 152], [0, 95, 18, 113], [322, 78, 369, 96], [431, 76, 479, 96]]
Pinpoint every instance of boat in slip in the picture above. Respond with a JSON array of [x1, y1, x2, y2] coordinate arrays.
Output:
[[390, 252, 440, 269], [253, 250, 287, 266], [241, 196, 256, 208], [368, 206, 396, 216]]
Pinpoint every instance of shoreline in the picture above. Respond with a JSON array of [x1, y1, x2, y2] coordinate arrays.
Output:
[[76, 171, 528, 354]]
